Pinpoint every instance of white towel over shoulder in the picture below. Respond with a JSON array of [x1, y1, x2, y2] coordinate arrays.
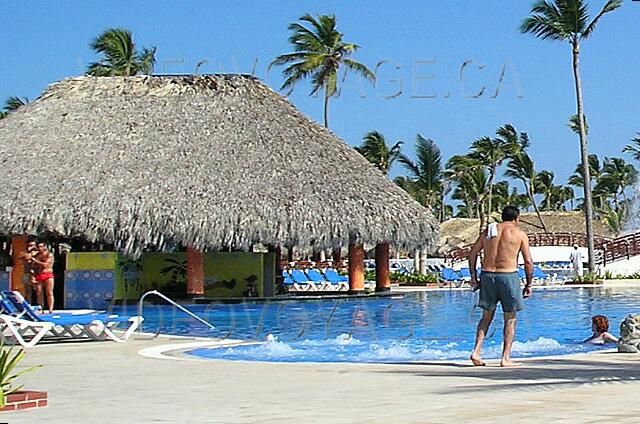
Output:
[[486, 222, 498, 239]]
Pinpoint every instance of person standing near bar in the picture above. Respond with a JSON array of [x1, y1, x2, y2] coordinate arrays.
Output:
[[30, 242, 55, 313], [21, 240, 38, 304]]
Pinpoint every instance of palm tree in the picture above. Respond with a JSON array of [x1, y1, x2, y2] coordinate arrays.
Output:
[[355, 131, 403, 175], [599, 157, 637, 210], [87, 28, 156, 76], [271, 14, 375, 128], [521, 0, 623, 273], [569, 154, 616, 212], [503, 125, 548, 230], [491, 181, 514, 212], [568, 113, 589, 135], [0, 96, 28, 119], [397, 135, 444, 218], [451, 167, 487, 219], [623, 132, 640, 161], [602, 203, 625, 236], [535, 170, 558, 211], [568, 154, 602, 188], [468, 130, 518, 230], [445, 155, 482, 218]]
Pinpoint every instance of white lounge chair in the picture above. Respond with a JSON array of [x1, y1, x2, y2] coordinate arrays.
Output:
[[0, 291, 143, 347]]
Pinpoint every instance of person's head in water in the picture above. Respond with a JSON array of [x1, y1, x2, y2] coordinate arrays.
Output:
[[591, 315, 609, 335], [501, 206, 520, 223]]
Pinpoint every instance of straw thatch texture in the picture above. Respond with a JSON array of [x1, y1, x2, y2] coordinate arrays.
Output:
[[0, 75, 438, 256]]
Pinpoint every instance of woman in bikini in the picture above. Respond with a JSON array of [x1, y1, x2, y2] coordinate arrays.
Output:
[[30, 242, 55, 313]]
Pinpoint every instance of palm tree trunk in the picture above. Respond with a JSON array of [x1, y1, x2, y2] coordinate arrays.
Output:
[[323, 92, 330, 128], [622, 189, 629, 210], [480, 169, 495, 234], [572, 41, 596, 273], [525, 181, 547, 232]]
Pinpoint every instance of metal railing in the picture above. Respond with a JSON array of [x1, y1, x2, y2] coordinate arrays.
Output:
[[596, 232, 640, 266], [443, 230, 640, 267], [444, 232, 614, 264], [137, 290, 215, 334]]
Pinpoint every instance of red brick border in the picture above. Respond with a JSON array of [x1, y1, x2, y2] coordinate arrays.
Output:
[[0, 390, 48, 412]]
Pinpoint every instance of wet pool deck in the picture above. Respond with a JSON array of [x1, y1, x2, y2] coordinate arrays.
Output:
[[7, 334, 640, 424]]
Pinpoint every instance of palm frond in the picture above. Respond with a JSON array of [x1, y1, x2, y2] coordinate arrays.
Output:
[[568, 113, 588, 135], [3, 96, 28, 113], [342, 58, 375, 83], [136, 47, 156, 75], [87, 28, 154, 76], [583, 0, 623, 38], [623, 133, 640, 161]]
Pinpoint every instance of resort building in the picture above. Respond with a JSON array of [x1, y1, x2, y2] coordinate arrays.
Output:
[[0, 75, 439, 307]]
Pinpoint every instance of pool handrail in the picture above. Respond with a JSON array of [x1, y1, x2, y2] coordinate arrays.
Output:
[[137, 290, 215, 334]]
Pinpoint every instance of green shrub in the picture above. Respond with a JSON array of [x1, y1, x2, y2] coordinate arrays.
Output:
[[0, 341, 41, 407], [390, 271, 442, 286], [364, 269, 443, 286], [571, 273, 599, 284]]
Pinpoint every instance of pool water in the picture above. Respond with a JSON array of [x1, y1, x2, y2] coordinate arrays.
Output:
[[115, 287, 640, 363]]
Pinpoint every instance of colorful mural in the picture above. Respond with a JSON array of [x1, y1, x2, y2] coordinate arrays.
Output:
[[65, 251, 275, 308]]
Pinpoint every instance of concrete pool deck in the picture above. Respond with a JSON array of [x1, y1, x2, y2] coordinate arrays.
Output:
[[7, 335, 640, 423]]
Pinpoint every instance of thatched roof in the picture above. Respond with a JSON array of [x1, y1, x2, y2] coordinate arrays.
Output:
[[437, 211, 613, 254], [0, 75, 438, 256]]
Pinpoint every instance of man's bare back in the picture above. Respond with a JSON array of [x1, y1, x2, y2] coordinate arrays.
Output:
[[479, 222, 529, 273]]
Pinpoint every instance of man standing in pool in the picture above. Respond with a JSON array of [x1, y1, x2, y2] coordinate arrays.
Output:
[[468, 206, 533, 367]]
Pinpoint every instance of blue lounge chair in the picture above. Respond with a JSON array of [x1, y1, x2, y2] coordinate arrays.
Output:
[[323, 269, 349, 291], [517, 267, 526, 280], [281, 271, 295, 287], [281, 270, 309, 292], [440, 268, 461, 282], [0, 291, 143, 347], [306, 269, 333, 291], [459, 268, 471, 281], [533, 266, 547, 282], [290, 270, 318, 291]]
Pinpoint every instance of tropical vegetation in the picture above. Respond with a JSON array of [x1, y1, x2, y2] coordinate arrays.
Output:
[[86, 28, 156, 76], [271, 13, 375, 128], [0, 96, 28, 119], [519, 0, 623, 272], [354, 131, 403, 175], [3, 11, 635, 253], [0, 341, 41, 407]]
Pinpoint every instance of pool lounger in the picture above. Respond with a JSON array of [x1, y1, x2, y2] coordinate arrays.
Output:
[[306, 269, 333, 291], [0, 291, 143, 348], [322, 269, 349, 291], [290, 270, 320, 291]]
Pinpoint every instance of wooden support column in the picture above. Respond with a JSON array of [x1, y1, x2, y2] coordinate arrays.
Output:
[[287, 247, 294, 263], [348, 243, 365, 294], [10, 235, 26, 295], [332, 247, 342, 265], [375, 243, 390, 292], [186, 246, 205, 296]]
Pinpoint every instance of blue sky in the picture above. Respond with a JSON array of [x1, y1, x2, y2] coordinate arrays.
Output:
[[2, 1, 639, 188]]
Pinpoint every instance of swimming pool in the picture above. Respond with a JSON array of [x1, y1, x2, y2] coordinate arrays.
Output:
[[116, 287, 640, 363]]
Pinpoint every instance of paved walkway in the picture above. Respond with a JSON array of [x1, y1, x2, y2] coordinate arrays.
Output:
[[6, 336, 640, 423]]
